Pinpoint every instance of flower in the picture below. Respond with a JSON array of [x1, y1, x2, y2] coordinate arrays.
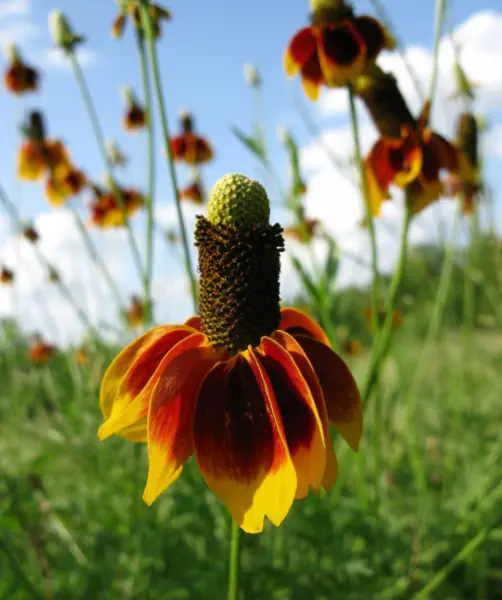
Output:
[[89, 182, 144, 228], [283, 218, 320, 243], [45, 165, 86, 205], [106, 140, 128, 167], [99, 173, 362, 534], [170, 111, 214, 166], [112, 1, 171, 40], [356, 66, 472, 216], [29, 338, 56, 364], [180, 178, 205, 205], [1, 267, 14, 284], [124, 295, 147, 329], [22, 224, 40, 243], [284, 0, 394, 100], [17, 112, 70, 182], [122, 87, 147, 132], [4, 45, 39, 95], [342, 339, 362, 356], [48, 267, 60, 283], [75, 347, 89, 365]]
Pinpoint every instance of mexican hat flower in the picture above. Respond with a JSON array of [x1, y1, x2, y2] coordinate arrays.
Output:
[[122, 87, 147, 132], [99, 173, 362, 534], [89, 182, 144, 228], [284, 0, 394, 100], [283, 218, 320, 243], [180, 177, 205, 205], [22, 224, 40, 244], [444, 113, 481, 216], [17, 112, 70, 182], [112, 0, 171, 40], [45, 164, 87, 206], [1, 267, 14, 284], [170, 111, 214, 166], [4, 45, 39, 95], [356, 66, 473, 216], [342, 339, 363, 356], [29, 337, 57, 364], [124, 295, 147, 329]]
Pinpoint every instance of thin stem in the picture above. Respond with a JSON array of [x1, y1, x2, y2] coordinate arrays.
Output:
[[139, 0, 198, 312], [227, 520, 241, 600], [68, 54, 145, 282], [428, 0, 447, 123], [135, 31, 156, 324], [348, 84, 381, 331]]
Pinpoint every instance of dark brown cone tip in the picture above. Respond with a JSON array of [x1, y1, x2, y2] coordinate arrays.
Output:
[[195, 216, 284, 354], [358, 72, 415, 138], [310, 3, 354, 27]]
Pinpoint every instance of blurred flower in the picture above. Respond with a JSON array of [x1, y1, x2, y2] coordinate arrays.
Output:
[[283, 218, 319, 243], [75, 347, 89, 365], [105, 139, 128, 167], [99, 173, 362, 533], [0, 267, 14, 284], [112, 1, 171, 40], [124, 295, 146, 329], [48, 267, 60, 283], [122, 87, 147, 132], [3, 45, 39, 95], [29, 337, 57, 364], [342, 339, 362, 356], [180, 176, 205, 205], [170, 111, 214, 166], [356, 66, 472, 216], [244, 63, 261, 88], [49, 10, 85, 53], [22, 224, 40, 244], [284, 0, 394, 100], [165, 228, 179, 245], [45, 165, 87, 206], [89, 182, 144, 228]]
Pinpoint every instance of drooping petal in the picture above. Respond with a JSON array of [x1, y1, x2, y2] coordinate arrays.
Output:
[[406, 176, 444, 215], [355, 15, 395, 60], [184, 315, 202, 331], [99, 325, 197, 441], [278, 307, 330, 346], [317, 22, 366, 87], [143, 334, 218, 505], [300, 52, 324, 101], [392, 129, 423, 188], [265, 333, 338, 491], [284, 27, 317, 77], [292, 334, 362, 451], [194, 351, 296, 534]]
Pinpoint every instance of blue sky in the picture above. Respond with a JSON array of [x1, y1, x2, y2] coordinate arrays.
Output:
[[0, 0, 501, 343]]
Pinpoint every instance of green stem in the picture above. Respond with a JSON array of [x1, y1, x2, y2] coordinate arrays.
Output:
[[139, 0, 198, 312], [135, 31, 156, 324], [0, 536, 44, 600], [68, 54, 145, 283], [348, 84, 380, 333], [227, 520, 241, 600], [428, 0, 447, 123]]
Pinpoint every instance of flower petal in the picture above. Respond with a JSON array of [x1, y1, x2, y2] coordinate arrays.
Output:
[[262, 334, 335, 493], [184, 315, 202, 331], [99, 325, 196, 441], [317, 23, 365, 86], [270, 330, 338, 490], [355, 16, 395, 60], [284, 27, 317, 77], [143, 333, 217, 505], [278, 307, 330, 346], [301, 52, 324, 101], [292, 334, 362, 451], [194, 351, 296, 534]]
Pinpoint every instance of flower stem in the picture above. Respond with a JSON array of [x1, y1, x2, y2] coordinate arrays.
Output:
[[428, 0, 447, 123], [348, 84, 380, 332], [135, 31, 156, 324], [68, 54, 145, 283], [227, 520, 241, 600], [139, 0, 198, 312]]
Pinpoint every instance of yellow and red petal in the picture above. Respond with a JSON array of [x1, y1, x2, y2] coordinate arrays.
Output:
[[143, 334, 218, 505], [300, 51, 324, 101], [258, 336, 326, 498], [355, 16, 394, 61], [292, 334, 362, 451], [194, 351, 296, 534], [184, 315, 202, 331], [278, 307, 331, 346], [406, 176, 444, 215], [17, 142, 45, 181], [316, 22, 366, 87], [99, 325, 197, 441], [269, 331, 338, 491], [392, 129, 423, 188], [284, 27, 317, 77]]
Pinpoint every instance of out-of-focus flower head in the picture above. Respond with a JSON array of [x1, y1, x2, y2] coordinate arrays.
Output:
[[99, 173, 362, 534], [124, 295, 146, 328], [48, 267, 60, 283], [3, 44, 39, 95], [29, 335, 57, 364], [17, 112, 71, 182], [105, 139, 128, 167], [244, 63, 261, 88], [121, 87, 147, 132], [342, 339, 363, 356], [0, 267, 14, 284], [165, 228, 180, 245], [112, 0, 171, 40], [75, 347, 89, 365], [355, 65, 473, 216], [45, 164, 87, 206], [22, 223, 40, 244], [285, 0, 394, 100], [49, 10, 85, 54], [180, 174, 205, 205], [89, 180, 144, 228], [170, 110, 214, 166], [283, 218, 320, 243]]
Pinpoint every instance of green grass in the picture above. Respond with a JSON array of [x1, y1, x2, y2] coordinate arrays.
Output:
[[1, 318, 502, 600]]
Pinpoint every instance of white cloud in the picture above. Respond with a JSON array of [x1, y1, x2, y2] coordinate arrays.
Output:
[[42, 46, 99, 70], [0, 0, 29, 21]]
